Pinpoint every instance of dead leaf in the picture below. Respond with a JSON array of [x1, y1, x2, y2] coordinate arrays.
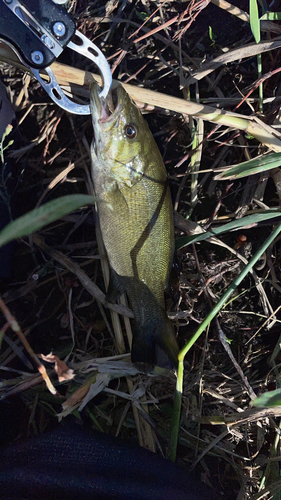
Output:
[[40, 352, 75, 382]]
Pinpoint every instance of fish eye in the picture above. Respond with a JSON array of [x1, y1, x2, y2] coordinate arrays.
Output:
[[125, 124, 137, 139]]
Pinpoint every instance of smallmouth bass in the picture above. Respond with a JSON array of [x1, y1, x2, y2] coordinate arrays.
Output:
[[90, 82, 178, 371]]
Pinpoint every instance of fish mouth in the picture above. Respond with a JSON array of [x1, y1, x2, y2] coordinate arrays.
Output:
[[90, 82, 125, 131]]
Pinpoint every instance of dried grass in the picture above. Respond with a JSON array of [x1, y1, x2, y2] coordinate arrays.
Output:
[[1, 1, 281, 498]]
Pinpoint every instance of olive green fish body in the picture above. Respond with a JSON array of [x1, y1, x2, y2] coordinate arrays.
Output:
[[90, 83, 178, 370]]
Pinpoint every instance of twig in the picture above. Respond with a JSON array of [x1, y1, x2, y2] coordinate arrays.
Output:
[[0, 296, 57, 395]]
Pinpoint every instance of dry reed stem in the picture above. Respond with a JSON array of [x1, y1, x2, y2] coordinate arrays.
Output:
[[52, 61, 281, 152], [1, 43, 281, 151]]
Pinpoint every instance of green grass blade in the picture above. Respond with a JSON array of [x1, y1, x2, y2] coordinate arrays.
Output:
[[252, 388, 281, 407], [0, 194, 96, 248], [249, 0, 263, 111], [176, 209, 281, 249], [214, 152, 281, 180], [250, 0, 261, 43]]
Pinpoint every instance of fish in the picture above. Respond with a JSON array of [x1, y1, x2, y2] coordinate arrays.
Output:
[[90, 82, 179, 371]]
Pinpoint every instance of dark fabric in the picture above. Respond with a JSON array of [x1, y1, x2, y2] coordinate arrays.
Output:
[[0, 423, 216, 499]]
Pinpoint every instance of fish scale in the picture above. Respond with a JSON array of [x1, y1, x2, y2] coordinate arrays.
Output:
[[90, 82, 179, 370]]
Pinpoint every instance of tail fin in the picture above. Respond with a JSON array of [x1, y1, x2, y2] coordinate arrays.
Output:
[[131, 315, 178, 372]]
